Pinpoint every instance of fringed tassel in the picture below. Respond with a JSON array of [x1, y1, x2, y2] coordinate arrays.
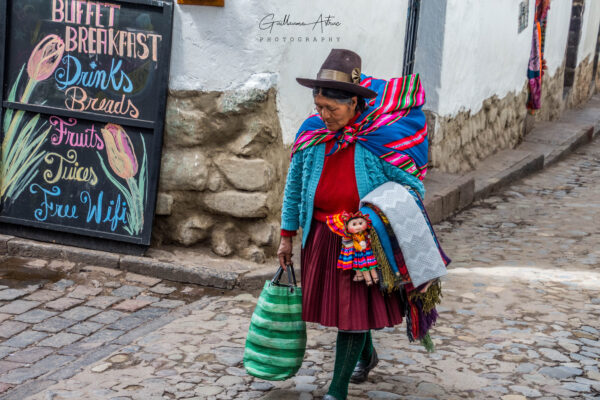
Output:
[[413, 297, 439, 339], [409, 280, 443, 314], [423, 307, 439, 333], [407, 301, 420, 342], [405, 311, 414, 342], [369, 228, 396, 293], [409, 285, 440, 352], [420, 333, 435, 353], [398, 284, 408, 315], [397, 288, 412, 341], [375, 268, 385, 291]]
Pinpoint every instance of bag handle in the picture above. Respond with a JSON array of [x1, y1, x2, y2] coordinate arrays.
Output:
[[271, 265, 298, 289]]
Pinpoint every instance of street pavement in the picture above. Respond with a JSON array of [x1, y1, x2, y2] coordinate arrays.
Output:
[[1, 138, 600, 399]]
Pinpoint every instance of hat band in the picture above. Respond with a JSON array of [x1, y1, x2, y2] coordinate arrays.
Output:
[[317, 69, 353, 83]]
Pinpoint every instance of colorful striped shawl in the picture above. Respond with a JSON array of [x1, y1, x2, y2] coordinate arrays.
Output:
[[292, 73, 428, 180]]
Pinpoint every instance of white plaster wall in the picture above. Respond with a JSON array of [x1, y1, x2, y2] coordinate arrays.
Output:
[[414, 0, 446, 114], [169, 1, 409, 145], [577, 0, 600, 64], [544, 0, 573, 74], [434, 0, 536, 117]]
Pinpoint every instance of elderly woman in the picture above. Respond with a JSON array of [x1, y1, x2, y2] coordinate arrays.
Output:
[[277, 49, 431, 400]]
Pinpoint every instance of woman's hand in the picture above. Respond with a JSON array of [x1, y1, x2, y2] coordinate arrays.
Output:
[[277, 236, 293, 271]]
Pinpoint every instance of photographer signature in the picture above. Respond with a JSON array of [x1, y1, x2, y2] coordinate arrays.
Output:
[[259, 13, 341, 34]]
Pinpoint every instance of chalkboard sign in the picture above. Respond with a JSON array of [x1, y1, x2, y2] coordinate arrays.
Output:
[[0, 0, 174, 248]]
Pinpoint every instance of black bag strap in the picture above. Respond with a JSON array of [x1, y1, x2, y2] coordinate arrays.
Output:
[[271, 265, 298, 288]]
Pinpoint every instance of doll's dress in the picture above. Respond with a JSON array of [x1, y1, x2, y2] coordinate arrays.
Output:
[[326, 213, 378, 271], [351, 232, 378, 271]]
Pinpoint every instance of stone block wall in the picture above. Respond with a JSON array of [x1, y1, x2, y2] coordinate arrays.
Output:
[[427, 56, 596, 175], [427, 84, 529, 173], [151, 85, 288, 263], [535, 64, 567, 122]]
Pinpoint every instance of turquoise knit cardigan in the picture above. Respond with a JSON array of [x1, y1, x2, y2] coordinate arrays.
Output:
[[280, 143, 425, 247]]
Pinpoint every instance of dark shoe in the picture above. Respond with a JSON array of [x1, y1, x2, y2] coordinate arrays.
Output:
[[350, 348, 379, 383], [323, 395, 339, 400]]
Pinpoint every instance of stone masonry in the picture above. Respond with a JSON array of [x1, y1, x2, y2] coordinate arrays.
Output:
[[427, 55, 597, 175], [152, 83, 288, 263], [535, 64, 567, 123], [426, 84, 530, 173]]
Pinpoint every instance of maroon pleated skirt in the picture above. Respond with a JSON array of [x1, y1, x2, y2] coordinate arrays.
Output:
[[300, 219, 404, 331]]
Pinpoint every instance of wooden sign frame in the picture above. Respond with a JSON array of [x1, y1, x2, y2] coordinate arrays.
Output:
[[0, 0, 174, 253]]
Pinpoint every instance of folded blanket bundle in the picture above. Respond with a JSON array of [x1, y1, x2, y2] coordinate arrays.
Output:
[[360, 182, 451, 350]]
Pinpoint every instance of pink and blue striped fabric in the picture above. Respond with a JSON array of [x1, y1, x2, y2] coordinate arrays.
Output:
[[292, 74, 428, 180]]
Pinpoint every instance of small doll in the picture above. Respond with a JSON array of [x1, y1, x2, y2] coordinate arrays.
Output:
[[326, 211, 380, 286]]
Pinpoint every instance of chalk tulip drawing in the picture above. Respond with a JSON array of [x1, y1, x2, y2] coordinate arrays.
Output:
[[97, 123, 148, 235], [1, 34, 65, 203]]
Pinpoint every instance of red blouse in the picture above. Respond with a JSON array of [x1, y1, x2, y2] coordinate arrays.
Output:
[[312, 141, 359, 221]]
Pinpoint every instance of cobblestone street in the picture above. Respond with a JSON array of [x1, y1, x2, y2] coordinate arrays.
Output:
[[0, 138, 599, 399], [0, 260, 212, 399]]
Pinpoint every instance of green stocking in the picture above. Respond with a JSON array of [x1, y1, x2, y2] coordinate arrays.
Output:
[[327, 331, 367, 400], [358, 330, 373, 363]]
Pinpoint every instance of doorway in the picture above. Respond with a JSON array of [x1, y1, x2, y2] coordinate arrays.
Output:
[[563, 0, 585, 97]]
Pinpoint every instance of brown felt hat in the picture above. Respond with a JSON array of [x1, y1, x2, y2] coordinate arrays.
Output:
[[296, 49, 378, 99]]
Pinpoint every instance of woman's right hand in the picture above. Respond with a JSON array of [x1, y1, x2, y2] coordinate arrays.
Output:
[[277, 236, 293, 271]]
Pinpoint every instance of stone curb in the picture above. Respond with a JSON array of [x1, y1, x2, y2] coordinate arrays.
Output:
[[1, 96, 599, 291], [423, 174, 475, 225], [4, 237, 119, 268], [119, 256, 238, 290], [523, 125, 594, 168], [472, 152, 545, 202], [0, 237, 237, 290]]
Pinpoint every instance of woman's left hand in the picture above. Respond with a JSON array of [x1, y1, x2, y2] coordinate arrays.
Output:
[[277, 236, 293, 271]]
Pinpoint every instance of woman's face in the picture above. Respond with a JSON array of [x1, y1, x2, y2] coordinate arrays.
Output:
[[314, 94, 357, 132]]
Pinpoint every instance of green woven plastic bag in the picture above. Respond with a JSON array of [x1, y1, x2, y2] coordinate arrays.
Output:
[[244, 266, 306, 381]]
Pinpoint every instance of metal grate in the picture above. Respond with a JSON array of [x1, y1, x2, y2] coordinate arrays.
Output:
[[403, 0, 421, 76]]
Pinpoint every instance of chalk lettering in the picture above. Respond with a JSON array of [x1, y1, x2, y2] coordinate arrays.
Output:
[[64, 26, 161, 61], [80, 190, 127, 231], [55, 55, 133, 93], [64, 86, 140, 119], [29, 184, 78, 222], [52, 0, 120, 27], [43, 150, 99, 186], [50, 116, 105, 150]]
